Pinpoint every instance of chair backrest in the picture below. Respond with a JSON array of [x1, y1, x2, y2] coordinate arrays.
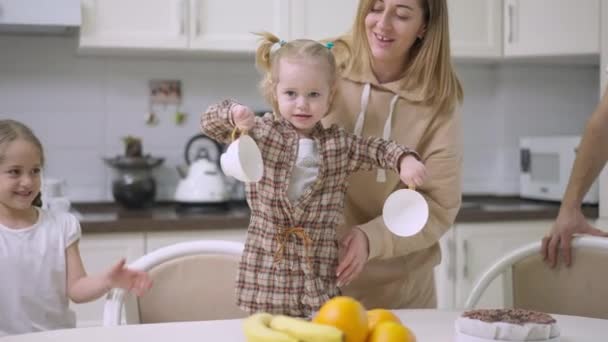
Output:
[[103, 240, 246, 326], [464, 236, 608, 319]]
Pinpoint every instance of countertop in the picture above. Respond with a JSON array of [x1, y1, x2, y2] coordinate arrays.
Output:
[[71, 196, 599, 234], [3, 310, 607, 341]]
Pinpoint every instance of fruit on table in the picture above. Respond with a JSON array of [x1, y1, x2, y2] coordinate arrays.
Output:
[[367, 321, 416, 342], [313, 296, 369, 342], [270, 315, 344, 342], [242, 313, 298, 342], [366, 309, 402, 332]]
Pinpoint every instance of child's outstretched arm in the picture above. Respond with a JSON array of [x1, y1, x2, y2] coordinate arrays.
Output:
[[66, 242, 152, 303], [345, 130, 426, 185], [201, 99, 256, 144]]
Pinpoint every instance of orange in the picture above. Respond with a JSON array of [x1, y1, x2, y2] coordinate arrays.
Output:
[[313, 296, 369, 342], [366, 309, 401, 332], [367, 321, 416, 342]]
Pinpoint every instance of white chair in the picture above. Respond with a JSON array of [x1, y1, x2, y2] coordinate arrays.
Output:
[[464, 236, 608, 319], [103, 240, 246, 326]]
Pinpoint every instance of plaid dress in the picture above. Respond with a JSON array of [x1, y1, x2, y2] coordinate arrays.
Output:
[[201, 100, 414, 317]]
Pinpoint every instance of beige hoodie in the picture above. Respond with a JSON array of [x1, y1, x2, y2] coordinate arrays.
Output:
[[323, 65, 463, 309]]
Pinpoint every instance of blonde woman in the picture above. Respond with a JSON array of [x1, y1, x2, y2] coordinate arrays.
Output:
[[323, 0, 464, 309]]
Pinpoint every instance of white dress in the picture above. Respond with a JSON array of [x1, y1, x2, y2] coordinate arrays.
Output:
[[0, 208, 81, 336]]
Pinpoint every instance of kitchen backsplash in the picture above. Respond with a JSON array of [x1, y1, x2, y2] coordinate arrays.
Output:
[[0, 35, 599, 201]]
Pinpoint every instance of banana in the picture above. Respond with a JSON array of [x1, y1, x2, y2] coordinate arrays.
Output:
[[270, 315, 344, 342], [242, 313, 299, 342]]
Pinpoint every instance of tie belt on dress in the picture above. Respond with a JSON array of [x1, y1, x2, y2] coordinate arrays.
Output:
[[273, 227, 313, 270]]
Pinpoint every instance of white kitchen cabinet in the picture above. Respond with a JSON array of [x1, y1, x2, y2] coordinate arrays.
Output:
[[449, 0, 599, 59], [288, 0, 357, 41], [448, 0, 503, 58], [452, 221, 551, 309], [434, 227, 456, 309], [503, 0, 599, 57], [146, 228, 247, 252], [189, 0, 288, 52], [81, 0, 358, 53], [71, 233, 146, 327], [79, 0, 189, 49]]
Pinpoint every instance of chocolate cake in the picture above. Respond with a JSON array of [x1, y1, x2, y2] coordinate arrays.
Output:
[[455, 308, 560, 341]]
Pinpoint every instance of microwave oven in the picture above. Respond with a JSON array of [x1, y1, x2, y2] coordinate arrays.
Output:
[[520, 136, 599, 204]]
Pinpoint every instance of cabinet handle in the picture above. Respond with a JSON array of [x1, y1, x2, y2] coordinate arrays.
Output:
[[462, 239, 469, 279], [507, 1, 516, 44], [195, 0, 201, 36], [179, 0, 187, 35]]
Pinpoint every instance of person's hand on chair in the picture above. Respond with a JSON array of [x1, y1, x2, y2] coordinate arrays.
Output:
[[541, 206, 608, 267]]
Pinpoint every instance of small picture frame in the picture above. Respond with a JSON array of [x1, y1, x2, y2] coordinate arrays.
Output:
[[149, 80, 181, 105]]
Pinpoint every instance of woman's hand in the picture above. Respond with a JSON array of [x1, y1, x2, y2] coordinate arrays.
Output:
[[541, 206, 608, 267], [399, 154, 428, 188], [336, 227, 369, 287], [105, 258, 153, 296], [231, 104, 256, 131]]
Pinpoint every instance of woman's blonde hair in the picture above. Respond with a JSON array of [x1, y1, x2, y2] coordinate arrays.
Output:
[[334, 0, 463, 112], [0, 119, 45, 206], [255, 32, 339, 114]]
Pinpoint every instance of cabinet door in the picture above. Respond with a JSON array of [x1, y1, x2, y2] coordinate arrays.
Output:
[[71, 233, 145, 327], [146, 229, 247, 252], [288, 0, 357, 41], [434, 227, 456, 310], [448, 0, 502, 58], [189, 0, 289, 52], [503, 0, 599, 56], [454, 221, 550, 309], [80, 0, 189, 49]]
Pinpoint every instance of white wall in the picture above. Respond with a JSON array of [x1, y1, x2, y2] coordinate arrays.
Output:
[[0, 35, 600, 202]]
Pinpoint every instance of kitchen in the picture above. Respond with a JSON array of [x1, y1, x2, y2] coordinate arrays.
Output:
[[1, 0, 607, 333]]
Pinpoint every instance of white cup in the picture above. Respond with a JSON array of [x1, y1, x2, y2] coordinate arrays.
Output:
[[220, 134, 263, 183], [382, 188, 429, 237]]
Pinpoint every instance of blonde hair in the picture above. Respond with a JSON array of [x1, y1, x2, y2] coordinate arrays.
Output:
[[255, 32, 338, 114], [334, 0, 463, 112], [0, 119, 45, 206]]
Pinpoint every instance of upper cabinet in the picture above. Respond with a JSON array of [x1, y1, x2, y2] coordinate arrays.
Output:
[[288, 0, 357, 41], [189, 0, 288, 52], [79, 0, 354, 53], [449, 0, 600, 59], [80, 0, 189, 49], [80, 0, 289, 52], [80, 0, 600, 59], [449, 0, 503, 58]]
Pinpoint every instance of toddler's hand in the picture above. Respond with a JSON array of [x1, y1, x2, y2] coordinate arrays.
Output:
[[399, 154, 428, 188], [231, 104, 255, 131]]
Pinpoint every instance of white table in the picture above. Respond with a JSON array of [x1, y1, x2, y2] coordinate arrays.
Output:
[[2, 310, 606, 341]]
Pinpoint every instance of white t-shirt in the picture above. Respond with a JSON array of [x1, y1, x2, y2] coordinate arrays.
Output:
[[0, 208, 81, 336], [287, 138, 320, 203]]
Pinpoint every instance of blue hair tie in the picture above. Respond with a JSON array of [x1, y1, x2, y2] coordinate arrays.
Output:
[[279, 40, 286, 46], [325, 42, 334, 49]]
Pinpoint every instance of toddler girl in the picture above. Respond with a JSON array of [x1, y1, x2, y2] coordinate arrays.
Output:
[[201, 33, 427, 317]]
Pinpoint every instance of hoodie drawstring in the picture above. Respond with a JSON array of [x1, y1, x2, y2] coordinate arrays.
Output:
[[354, 83, 400, 183]]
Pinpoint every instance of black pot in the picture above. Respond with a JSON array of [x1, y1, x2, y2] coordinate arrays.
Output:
[[104, 156, 164, 209]]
